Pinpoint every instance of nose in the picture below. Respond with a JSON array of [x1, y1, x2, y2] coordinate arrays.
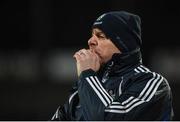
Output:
[[88, 35, 98, 48]]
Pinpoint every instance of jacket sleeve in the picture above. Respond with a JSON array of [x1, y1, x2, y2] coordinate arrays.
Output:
[[51, 68, 114, 121], [51, 84, 78, 120], [51, 105, 68, 120], [104, 72, 173, 120], [78, 69, 114, 120]]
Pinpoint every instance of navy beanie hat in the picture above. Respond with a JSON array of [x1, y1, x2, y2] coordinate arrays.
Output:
[[92, 11, 142, 53]]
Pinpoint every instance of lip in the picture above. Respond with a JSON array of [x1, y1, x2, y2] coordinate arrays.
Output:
[[89, 49, 102, 60], [90, 49, 102, 64]]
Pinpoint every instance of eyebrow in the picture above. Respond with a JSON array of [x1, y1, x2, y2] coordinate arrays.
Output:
[[92, 30, 104, 35]]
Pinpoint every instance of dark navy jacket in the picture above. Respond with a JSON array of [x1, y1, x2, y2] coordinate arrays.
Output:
[[51, 52, 173, 120]]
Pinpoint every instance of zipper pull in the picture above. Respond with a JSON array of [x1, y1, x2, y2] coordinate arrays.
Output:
[[102, 61, 114, 83]]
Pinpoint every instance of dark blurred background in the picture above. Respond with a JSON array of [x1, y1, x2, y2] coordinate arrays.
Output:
[[0, 0, 179, 120]]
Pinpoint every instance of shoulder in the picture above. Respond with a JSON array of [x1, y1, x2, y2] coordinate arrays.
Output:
[[123, 65, 171, 101]]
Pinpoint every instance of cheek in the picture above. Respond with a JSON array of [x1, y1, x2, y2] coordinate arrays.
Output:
[[99, 44, 116, 62], [95, 45, 104, 55], [95, 42, 112, 60]]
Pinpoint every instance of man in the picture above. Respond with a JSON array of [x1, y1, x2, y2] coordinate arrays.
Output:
[[51, 11, 173, 120]]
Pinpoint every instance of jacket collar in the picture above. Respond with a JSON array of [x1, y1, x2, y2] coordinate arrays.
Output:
[[103, 48, 142, 76]]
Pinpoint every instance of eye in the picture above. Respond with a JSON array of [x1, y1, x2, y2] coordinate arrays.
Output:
[[96, 34, 106, 39]]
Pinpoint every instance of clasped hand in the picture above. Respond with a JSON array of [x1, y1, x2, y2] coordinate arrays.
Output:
[[73, 49, 100, 76]]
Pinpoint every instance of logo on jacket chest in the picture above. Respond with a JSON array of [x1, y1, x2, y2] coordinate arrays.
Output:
[[107, 89, 115, 99], [102, 74, 109, 83]]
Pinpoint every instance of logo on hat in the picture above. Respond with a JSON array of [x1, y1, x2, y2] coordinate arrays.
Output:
[[97, 13, 106, 21], [93, 21, 102, 25]]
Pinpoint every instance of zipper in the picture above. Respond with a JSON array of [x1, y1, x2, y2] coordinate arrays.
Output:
[[102, 61, 114, 83]]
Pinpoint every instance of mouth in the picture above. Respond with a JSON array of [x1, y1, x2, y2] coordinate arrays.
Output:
[[95, 51, 101, 58], [94, 52, 103, 64], [89, 49, 102, 63], [90, 49, 100, 57]]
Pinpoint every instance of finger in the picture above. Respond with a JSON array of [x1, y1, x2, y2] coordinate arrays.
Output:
[[76, 49, 85, 56], [73, 51, 80, 58], [92, 51, 100, 62], [73, 52, 78, 58], [73, 49, 82, 57], [78, 48, 86, 53], [89, 48, 93, 52], [73, 48, 85, 56], [79, 49, 88, 55], [89, 49, 94, 53], [75, 49, 85, 57], [81, 49, 93, 57], [77, 49, 91, 59], [86, 49, 93, 56], [73, 53, 81, 61]]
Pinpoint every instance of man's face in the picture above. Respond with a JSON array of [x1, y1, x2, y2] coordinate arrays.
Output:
[[88, 28, 121, 65]]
